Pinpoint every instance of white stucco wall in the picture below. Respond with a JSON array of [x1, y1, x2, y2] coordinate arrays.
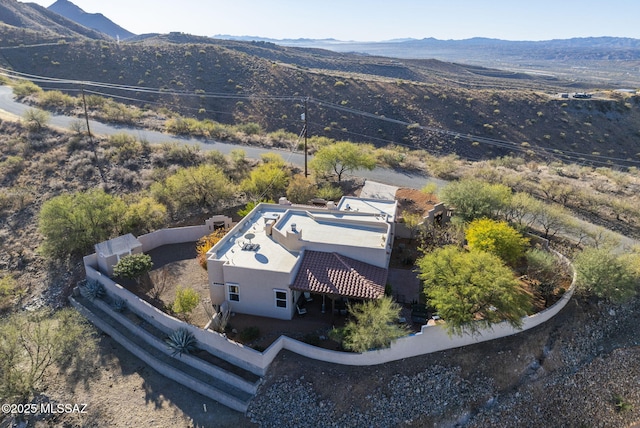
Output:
[[221, 265, 295, 320], [83, 226, 575, 374]]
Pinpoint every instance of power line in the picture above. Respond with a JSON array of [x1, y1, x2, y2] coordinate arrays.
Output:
[[1, 66, 637, 168]]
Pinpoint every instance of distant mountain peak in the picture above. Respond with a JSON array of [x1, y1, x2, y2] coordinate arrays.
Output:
[[48, 0, 135, 40]]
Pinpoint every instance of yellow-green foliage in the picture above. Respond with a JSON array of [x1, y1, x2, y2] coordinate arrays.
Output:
[[286, 174, 317, 204], [151, 164, 235, 214], [38, 90, 77, 108], [466, 218, 528, 266], [11, 80, 42, 98], [0, 273, 23, 310], [172, 287, 201, 320], [196, 229, 227, 269], [342, 296, 408, 352]]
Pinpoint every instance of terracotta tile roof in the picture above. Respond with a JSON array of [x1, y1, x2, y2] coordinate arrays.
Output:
[[291, 250, 387, 299]]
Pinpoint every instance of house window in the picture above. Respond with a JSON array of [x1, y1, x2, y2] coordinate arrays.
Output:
[[274, 290, 287, 308], [228, 283, 239, 302]]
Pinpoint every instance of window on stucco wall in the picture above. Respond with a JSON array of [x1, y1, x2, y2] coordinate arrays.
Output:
[[274, 289, 287, 308], [228, 283, 239, 301]]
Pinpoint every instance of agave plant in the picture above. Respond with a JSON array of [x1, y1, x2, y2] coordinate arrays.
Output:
[[81, 280, 105, 301], [166, 328, 197, 357], [111, 297, 126, 313]]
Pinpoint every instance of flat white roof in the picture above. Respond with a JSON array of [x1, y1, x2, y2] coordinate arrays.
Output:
[[210, 196, 394, 271], [213, 206, 298, 272], [276, 210, 388, 248], [337, 196, 397, 221]]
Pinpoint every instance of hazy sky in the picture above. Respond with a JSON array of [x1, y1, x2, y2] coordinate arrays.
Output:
[[24, 0, 640, 41]]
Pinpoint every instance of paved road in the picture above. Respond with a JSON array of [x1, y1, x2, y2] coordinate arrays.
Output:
[[0, 85, 443, 189], [0, 86, 635, 248]]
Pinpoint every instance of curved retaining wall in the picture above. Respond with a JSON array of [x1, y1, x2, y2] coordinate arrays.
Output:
[[84, 228, 576, 374]]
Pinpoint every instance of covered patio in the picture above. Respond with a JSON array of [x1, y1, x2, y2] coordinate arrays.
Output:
[[290, 250, 388, 318]]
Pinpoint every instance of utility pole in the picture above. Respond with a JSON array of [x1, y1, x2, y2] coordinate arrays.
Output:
[[303, 97, 309, 177], [81, 85, 105, 184], [81, 86, 93, 143]]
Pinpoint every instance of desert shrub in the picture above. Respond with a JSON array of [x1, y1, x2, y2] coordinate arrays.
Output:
[[240, 159, 289, 200], [0, 156, 24, 175], [38, 189, 126, 258], [574, 247, 639, 303], [38, 90, 77, 108], [107, 133, 147, 163], [172, 287, 201, 320], [12, 80, 42, 98], [112, 253, 153, 284], [342, 297, 408, 352], [316, 183, 343, 201], [0, 272, 23, 310], [237, 199, 274, 218], [286, 174, 317, 204], [239, 326, 260, 342], [439, 179, 512, 222], [151, 164, 235, 216], [166, 327, 197, 357], [613, 393, 633, 412], [123, 197, 167, 235], [236, 122, 263, 136], [0, 308, 97, 400], [196, 229, 227, 269], [465, 218, 528, 266], [22, 108, 50, 131]]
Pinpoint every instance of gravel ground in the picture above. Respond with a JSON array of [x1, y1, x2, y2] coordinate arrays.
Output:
[[246, 295, 640, 427]]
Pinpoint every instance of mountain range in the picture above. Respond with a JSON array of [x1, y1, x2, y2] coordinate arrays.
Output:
[[47, 0, 135, 40], [0, 0, 639, 166]]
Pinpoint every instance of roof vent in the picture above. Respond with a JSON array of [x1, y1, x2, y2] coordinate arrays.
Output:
[[291, 223, 297, 233]]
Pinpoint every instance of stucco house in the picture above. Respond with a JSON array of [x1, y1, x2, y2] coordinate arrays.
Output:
[[205, 196, 398, 320]]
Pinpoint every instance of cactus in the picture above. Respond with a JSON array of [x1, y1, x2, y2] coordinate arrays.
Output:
[[81, 280, 105, 301], [111, 297, 126, 312], [166, 328, 197, 357]]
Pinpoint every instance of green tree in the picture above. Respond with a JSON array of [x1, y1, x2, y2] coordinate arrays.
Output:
[[574, 247, 639, 303], [38, 189, 127, 258], [310, 141, 376, 182], [0, 309, 97, 400], [172, 287, 201, 321], [465, 218, 528, 266], [421, 182, 438, 202], [341, 296, 408, 352], [525, 248, 565, 306], [504, 192, 543, 227], [417, 246, 531, 335], [530, 202, 572, 238], [286, 174, 317, 204], [123, 196, 167, 234], [240, 156, 289, 200], [112, 253, 154, 284], [439, 179, 512, 222], [401, 210, 423, 241], [23, 108, 50, 131], [151, 164, 235, 216]]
